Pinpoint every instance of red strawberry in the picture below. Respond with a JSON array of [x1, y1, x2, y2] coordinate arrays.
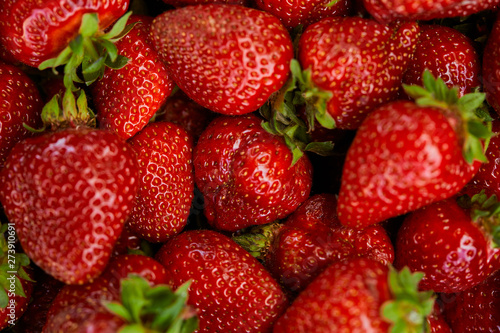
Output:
[[155, 229, 288, 333], [150, 4, 294, 115], [295, 17, 419, 130], [394, 193, 500, 293], [273, 257, 435, 333], [0, 114, 139, 284], [234, 193, 394, 293], [0, 61, 43, 169], [483, 11, 500, 117], [441, 268, 500, 332], [427, 302, 453, 333], [193, 113, 312, 232], [91, 14, 175, 140], [256, 0, 352, 30], [162, 0, 249, 7], [402, 24, 481, 98], [127, 121, 194, 243], [361, 0, 500, 23], [0, 0, 130, 68], [337, 71, 489, 228]]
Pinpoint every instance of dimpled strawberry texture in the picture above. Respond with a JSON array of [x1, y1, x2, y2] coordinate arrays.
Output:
[[0, 128, 139, 285], [150, 4, 293, 115]]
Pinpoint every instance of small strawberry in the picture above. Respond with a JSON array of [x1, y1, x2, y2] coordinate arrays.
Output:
[[394, 192, 500, 293], [155, 229, 288, 333], [273, 257, 435, 333], [234, 193, 394, 293], [127, 121, 194, 243], [337, 70, 490, 228], [193, 113, 312, 232], [0, 61, 43, 169], [91, 14, 175, 140], [150, 3, 294, 115]]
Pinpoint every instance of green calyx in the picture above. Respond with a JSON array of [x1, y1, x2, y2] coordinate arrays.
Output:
[[232, 222, 283, 261], [104, 275, 199, 333], [381, 266, 435, 333], [403, 69, 492, 164]]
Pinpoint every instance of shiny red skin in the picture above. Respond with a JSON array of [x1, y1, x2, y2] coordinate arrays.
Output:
[[162, 0, 248, 7], [337, 100, 481, 228], [0, 127, 139, 284], [92, 15, 174, 140], [483, 12, 500, 117], [44, 254, 168, 332], [193, 114, 313, 232], [127, 122, 194, 243], [268, 193, 394, 293], [273, 257, 391, 333], [362, 0, 500, 23], [0, 269, 34, 330], [156, 229, 288, 333], [441, 269, 500, 332], [403, 24, 481, 98], [0, 0, 130, 68], [394, 197, 500, 293], [427, 303, 452, 333], [298, 17, 419, 130], [256, 0, 352, 30], [0, 62, 43, 169], [150, 4, 294, 115]]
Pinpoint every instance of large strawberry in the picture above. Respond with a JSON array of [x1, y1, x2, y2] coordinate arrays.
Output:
[[0, 61, 43, 169], [293, 16, 419, 130], [394, 192, 500, 293], [337, 71, 489, 228], [0, 91, 139, 284], [127, 121, 194, 243], [91, 14, 175, 140], [273, 257, 435, 333], [193, 113, 312, 232], [155, 229, 288, 333], [483, 11, 500, 117], [150, 4, 294, 115]]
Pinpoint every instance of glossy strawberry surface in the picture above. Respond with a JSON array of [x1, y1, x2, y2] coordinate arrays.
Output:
[[483, 12, 500, 117], [0, 127, 139, 284], [150, 4, 294, 115]]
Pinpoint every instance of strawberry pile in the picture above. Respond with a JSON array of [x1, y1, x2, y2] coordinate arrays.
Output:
[[0, 0, 500, 332]]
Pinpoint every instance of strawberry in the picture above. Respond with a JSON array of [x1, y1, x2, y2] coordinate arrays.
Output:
[[91, 14, 175, 140], [234, 193, 394, 293], [483, 11, 500, 117], [402, 24, 481, 98], [0, 91, 140, 284], [162, 0, 249, 6], [193, 113, 312, 232], [273, 257, 435, 333], [394, 193, 500, 293], [361, 0, 500, 23], [0, 61, 43, 169], [150, 4, 294, 115], [255, 0, 352, 30], [155, 229, 288, 333], [295, 17, 419, 130], [337, 71, 489, 228], [127, 121, 194, 243], [427, 303, 453, 333], [441, 268, 500, 332]]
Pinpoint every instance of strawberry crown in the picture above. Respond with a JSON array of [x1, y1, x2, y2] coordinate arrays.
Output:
[[381, 266, 435, 333], [232, 222, 283, 260], [104, 275, 199, 333], [403, 70, 492, 164]]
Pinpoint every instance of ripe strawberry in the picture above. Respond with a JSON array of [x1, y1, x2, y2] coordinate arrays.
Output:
[[402, 24, 481, 98], [127, 121, 194, 243], [256, 0, 352, 30], [91, 15, 175, 140], [295, 17, 419, 130], [0, 61, 43, 169], [155, 229, 288, 333], [427, 303, 453, 333], [362, 0, 500, 23], [394, 193, 500, 293], [483, 11, 500, 117], [150, 4, 294, 115], [441, 268, 500, 332], [337, 71, 489, 228], [0, 0, 130, 68], [234, 193, 394, 293], [162, 0, 248, 6], [0, 93, 140, 284], [193, 113, 312, 232], [273, 257, 435, 333]]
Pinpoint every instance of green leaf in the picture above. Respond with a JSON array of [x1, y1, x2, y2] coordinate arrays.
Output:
[[102, 11, 134, 41], [304, 141, 334, 156], [105, 54, 129, 70], [79, 13, 99, 37], [121, 276, 149, 323], [458, 92, 486, 113], [325, 0, 340, 6], [105, 302, 134, 323], [0, 288, 8, 308], [13, 276, 26, 298], [118, 323, 148, 333]]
